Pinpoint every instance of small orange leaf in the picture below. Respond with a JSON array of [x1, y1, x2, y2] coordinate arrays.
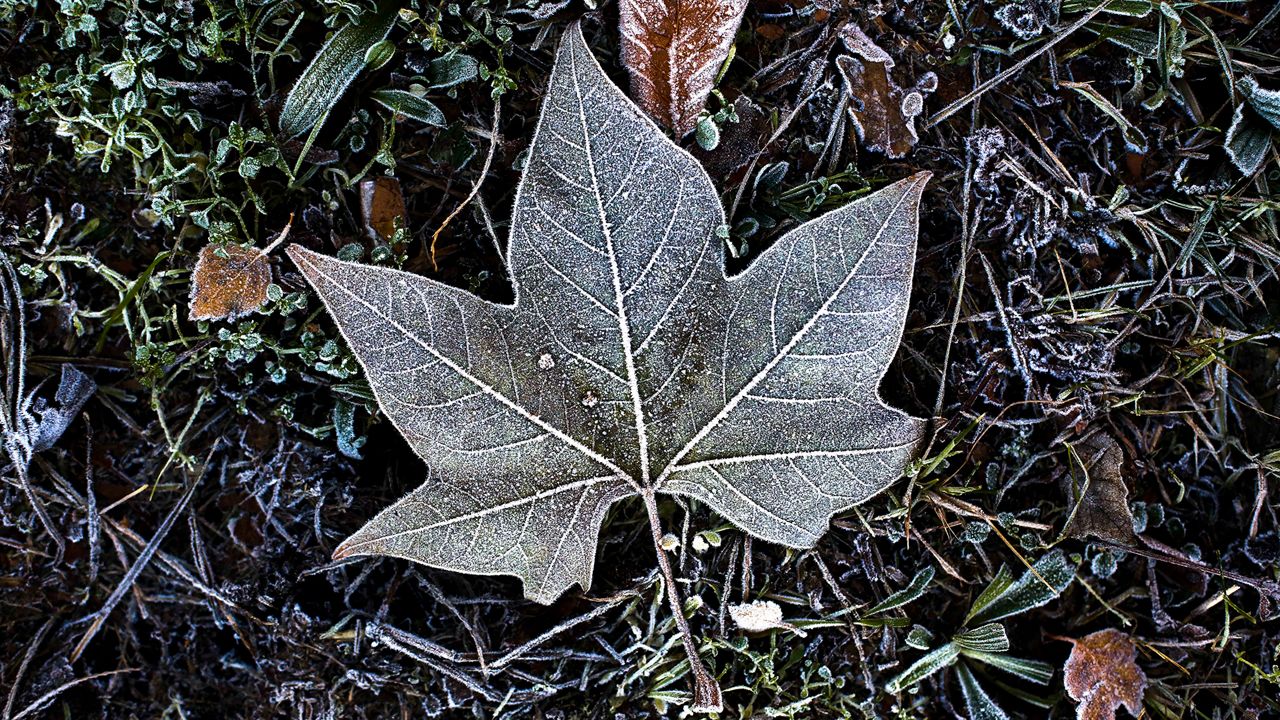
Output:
[[619, 0, 749, 136], [1063, 629, 1148, 720], [756, 23, 785, 41], [188, 244, 271, 321]]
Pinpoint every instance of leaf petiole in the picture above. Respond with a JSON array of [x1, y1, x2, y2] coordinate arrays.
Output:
[[640, 490, 723, 713]]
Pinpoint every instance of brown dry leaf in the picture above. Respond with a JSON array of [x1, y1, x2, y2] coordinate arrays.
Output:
[[1064, 629, 1148, 720], [836, 24, 936, 159], [619, 0, 749, 136], [1062, 431, 1137, 545], [188, 244, 271, 321], [756, 23, 785, 41], [360, 175, 407, 243]]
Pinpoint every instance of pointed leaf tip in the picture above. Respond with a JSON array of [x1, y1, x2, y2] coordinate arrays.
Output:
[[285, 243, 313, 266], [618, 0, 749, 135], [902, 170, 932, 194], [332, 541, 354, 561]]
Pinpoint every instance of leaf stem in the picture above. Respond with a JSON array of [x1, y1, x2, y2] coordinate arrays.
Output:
[[641, 490, 723, 713]]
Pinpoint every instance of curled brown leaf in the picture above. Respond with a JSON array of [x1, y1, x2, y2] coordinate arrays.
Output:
[[1062, 431, 1137, 545], [836, 24, 936, 159], [1063, 629, 1148, 720]]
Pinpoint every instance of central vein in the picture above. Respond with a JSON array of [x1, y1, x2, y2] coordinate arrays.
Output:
[[568, 45, 652, 486]]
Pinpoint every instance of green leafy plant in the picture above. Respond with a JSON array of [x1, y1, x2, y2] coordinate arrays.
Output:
[[278, 0, 399, 138], [887, 551, 1077, 718]]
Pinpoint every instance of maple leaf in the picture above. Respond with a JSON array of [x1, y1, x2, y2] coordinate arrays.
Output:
[[619, 0, 748, 136], [1063, 629, 1148, 720], [292, 19, 926, 600], [289, 22, 926, 707]]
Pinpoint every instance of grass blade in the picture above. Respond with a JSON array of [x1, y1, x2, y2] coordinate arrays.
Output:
[[279, 2, 399, 138]]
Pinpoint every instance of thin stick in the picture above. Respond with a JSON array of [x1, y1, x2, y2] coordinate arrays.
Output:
[[9, 668, 138, 720], [1111, 537, 1280, 599], [370, 624, 501, 702], [70, 452, 211, 662], [641, 490, 722, 712], [431, 99, 502, 270], [924, 0, 1114, 129], [420, 578, 490, 674], [488, 583, 643, 672], [84, 414, 99, 587], [3, 617, 54, 720]]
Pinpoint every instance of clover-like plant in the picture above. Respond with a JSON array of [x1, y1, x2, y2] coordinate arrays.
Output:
[[289, 22, 928, 710]]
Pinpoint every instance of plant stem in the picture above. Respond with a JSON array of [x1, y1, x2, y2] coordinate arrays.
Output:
[[641, 489, 722, 713]]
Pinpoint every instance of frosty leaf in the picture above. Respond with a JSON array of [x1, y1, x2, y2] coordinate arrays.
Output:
[[1225, 77, 1279, 175], [333, 398, 366, 460], [1061, 431, 1136, 545], [289, 23, 927, 605], [372, 88, 446, 127], [188, 244, 271, 321], [729, 599, 805, 636], [619, 0, 748, 136], [426, 53, 479, 89], [956, 663, 1010, 720], [729, 599, 782, 631], [1224, 105, 1272, 176], [993, 0, 1061, 40], [1240, 75, 1280, 131], [966, 550, 1075, 625], [1063, 629, 1148, 720], [30, 365, 96, 453], [837, 26, 937, 159], [886, 642, 960, 693], [866, 565, 935, 615]]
